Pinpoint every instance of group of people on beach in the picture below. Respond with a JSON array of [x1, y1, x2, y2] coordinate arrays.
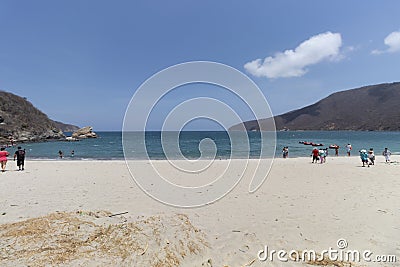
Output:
[[0, 146, 78, 172], [282, 145, 331, 163], [359, 148, 375, 167], [282, 143, 393, 167], [359, 147, 391, 167], [311, 147, 329, 163], [0, 146, 26, 172]]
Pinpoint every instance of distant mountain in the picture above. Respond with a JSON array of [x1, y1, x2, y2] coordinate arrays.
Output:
[[230, 82, 400, 131], [0, 91, 66, 143], [53, 121, 80, 132]]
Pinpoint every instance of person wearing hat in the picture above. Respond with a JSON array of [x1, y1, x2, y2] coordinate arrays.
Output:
[[359, 149, 369, 167], [14, 146, 26, 171], [368, 148, 375, 165]]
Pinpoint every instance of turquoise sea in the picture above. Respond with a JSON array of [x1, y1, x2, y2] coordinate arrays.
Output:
[[5, 131, 400, 160]]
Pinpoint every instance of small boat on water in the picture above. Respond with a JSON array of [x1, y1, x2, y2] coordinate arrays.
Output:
[[311, 143, 324, 147], [300, 141, 324, 146]]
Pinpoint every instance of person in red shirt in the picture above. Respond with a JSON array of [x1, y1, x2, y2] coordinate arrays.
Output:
[[0, 147, 10, 172], [311, 148, 319, 163]]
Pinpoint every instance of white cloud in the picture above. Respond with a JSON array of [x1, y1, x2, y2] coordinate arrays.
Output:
[[244, 32, 343, 78], [372, 31, 400, 55]]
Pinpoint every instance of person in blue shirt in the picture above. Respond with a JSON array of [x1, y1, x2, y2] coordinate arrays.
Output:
[[359, 149, 369, 167]]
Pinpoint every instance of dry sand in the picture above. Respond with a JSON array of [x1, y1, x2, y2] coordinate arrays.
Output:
[[0, 156, 399, 266]]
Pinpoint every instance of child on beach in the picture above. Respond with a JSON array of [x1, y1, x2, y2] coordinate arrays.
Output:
[[382, 148, 391, 163], [0, 147, 9, 172], [359, 149, 369, 167]]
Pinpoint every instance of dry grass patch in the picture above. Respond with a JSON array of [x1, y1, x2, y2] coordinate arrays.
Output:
[[0, 211, 208, 266]]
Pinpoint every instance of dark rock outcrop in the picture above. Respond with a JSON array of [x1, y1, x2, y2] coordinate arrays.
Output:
[[230, 82, 400, 131], [0, 91, 65, 143]]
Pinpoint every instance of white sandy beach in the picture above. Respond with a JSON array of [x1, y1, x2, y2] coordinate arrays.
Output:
[[0, 156, 399, 266]]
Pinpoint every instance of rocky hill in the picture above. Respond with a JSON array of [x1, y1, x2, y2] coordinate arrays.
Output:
[[0, 91, 66, 143], [53, 121, 80, 132], [230, 82, 400, 131]]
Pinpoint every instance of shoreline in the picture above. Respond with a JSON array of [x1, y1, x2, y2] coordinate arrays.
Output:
[[6, 131, 400, 161], [8, 154, 400, 162]]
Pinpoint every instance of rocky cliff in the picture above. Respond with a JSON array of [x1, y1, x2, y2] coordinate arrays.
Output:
[[0, 91, 65, 143], [53, 121, 80, 132], [230, 82, 400, 131]]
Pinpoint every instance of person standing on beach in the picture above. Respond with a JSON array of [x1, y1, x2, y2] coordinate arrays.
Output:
[[335, 146, 339, 156], [368, 148, 375, 165], [382, 148, 391, 163], [14, 146, 26, 171], [359, 149, 369, 167], [0, 147, 9, 172], [282, 147, 288, 158], [319, 149, 326, 163], [311, 148, 319, 163], [346, 144, 352, 156], [58, 150, 63, 159]]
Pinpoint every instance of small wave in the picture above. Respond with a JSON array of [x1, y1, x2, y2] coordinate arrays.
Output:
[[29, 158, 59, 161]]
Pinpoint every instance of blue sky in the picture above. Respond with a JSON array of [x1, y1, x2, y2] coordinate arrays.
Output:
[[1, 1, 399, 130]]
